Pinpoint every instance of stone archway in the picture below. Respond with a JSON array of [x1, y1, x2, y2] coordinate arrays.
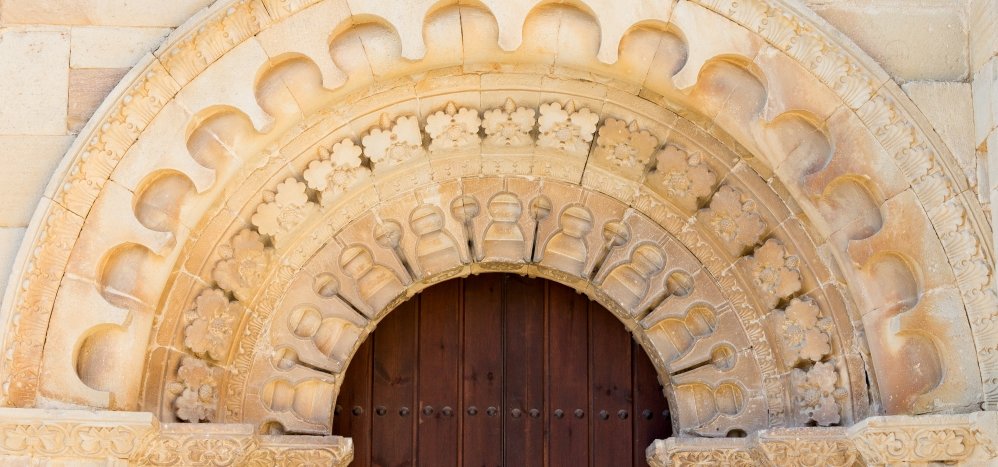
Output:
[[0, 0, 995, 465]]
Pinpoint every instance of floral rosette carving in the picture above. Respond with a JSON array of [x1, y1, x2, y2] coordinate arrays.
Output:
[[746, 238, 802, 309], [595, 118, 658, 170], [792, 361, 847, 426], [168, 357, 222, 423], [425, 102, 481, 151], [251, 178, 317, 243], [537, 101, 598, 155], [482, 98, 536, 147], [361, 114, 426, 167], [184, 289, 243, 361], [700, 184, 767, 256], [775, 297, 832, 365], [303, 139, 371, 206], [650, 145, 717, 212], [213, 229, 273, 303]]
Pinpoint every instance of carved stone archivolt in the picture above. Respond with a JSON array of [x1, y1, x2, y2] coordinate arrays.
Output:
[[0, 0, 994, 464]]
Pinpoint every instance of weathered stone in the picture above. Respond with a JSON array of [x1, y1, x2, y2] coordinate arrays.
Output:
[[0, 0, 992, 464], [69, 27, 171, 68], [0, 136, 73, 225], [0, 30, 69, 134], [67, 67, 129, 132]]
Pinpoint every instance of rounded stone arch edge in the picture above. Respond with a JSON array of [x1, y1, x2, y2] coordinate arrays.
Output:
[[0, 0, 993, 465]]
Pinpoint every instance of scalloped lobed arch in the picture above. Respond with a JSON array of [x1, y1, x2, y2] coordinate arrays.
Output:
[[0, 0, 995, 464]]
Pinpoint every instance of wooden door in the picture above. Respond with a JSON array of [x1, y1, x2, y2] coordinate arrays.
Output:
[[333, 274, 672, 466]]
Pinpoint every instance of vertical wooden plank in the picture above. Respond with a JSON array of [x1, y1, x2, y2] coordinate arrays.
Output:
[[463, 274, 504, 467], [417, 279, 461, 467], [633, 340, 673, 466], [503, 274, 545, 466], [546, 282, 590, 467], [371, 298, 418, 466], [590, 301, 634, 465], [332, 334, 373, 465]]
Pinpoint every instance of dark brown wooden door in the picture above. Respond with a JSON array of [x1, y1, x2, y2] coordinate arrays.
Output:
[[333, 274, 672, 466]]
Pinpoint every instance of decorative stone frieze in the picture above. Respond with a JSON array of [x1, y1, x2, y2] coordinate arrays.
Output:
[[793, 361, 848, 427], [183, 289, 243, 361], [212, 229, 273, 303], [0, 408, 352, 465], [699, 184, 767, 257], [302, 139, 371, 206], [251, 178, 317, 243], [425, 102, 482, 151], [648, 413, 998, 466], [482, 98, 536, 147], [648, 145, 717, 213], [537, 101, 599, 155], [362, 114, 426, 168], [773, 297, 832, 366], [745, 239, 802, 310], [167, 357, 222, 423]]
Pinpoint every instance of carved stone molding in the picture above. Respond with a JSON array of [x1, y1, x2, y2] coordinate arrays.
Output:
[[848, 413, 998, 466], [0, 408, 352, 466], [648, 413, 998, 466]]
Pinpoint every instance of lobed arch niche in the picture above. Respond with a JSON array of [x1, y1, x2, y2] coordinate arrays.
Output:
[[0, 0, 994, 465]]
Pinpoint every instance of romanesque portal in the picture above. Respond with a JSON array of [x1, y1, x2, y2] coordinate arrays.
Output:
[[0, 0, 994, 465]]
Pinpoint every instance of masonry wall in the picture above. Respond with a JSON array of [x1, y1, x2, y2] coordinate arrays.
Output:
[[0, 0, 988, 301]]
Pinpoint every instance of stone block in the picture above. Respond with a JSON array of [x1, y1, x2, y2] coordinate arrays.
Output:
[[0, 136, 74, 226], [70, 27, 171, 69], [970, 0, 998, 73], [973, 56, 998, 148], [0, 228, 26, 300], [68, 68, 130, 132], [0, 29, 70, 135], [808, 2, 968, 82], [901, 81, 976, 184], [1, 0, 214, 27]]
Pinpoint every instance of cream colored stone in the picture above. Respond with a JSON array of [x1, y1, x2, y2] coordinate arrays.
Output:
[[174, 38, 275, 133], [0, 30, 69, 135], [255, 0, 351, 90], [67, 67, 129, 132], [0, 0, 993, 463], [974, 56, 998, 147], [69, 27, 171, 69], [901, 81, 976, 182], [970, 0, 998, 74], [1, 0, 214, 27], [809, 1, 969, 81], [0, 135, 73, 226], [0, 228, 25, 301]]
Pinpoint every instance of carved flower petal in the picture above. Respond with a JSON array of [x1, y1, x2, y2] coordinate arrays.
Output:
[[251, 203, 282, 237], [538, 102, 569, 131], [786, 298, 820, 328], [361, 128, 392, 162], [394, 116, 423, 146], [572, 108, 599, 141], [330, 139, 363, 168], [274, 178, 309, 206], [800, 329, 831, 362], [303, 159, 334, 191], [597, 118, 629, 147]]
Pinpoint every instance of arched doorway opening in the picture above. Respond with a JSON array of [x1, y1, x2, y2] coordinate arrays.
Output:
[[333, 274, 672, 465]]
